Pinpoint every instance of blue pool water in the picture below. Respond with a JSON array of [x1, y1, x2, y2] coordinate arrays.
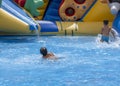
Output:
[[0, 36, 120, 86]]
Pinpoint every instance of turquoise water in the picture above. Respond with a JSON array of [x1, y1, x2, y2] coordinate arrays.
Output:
[[0, 36, 120, 86]]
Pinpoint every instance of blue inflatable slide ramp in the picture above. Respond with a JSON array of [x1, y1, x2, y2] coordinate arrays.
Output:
[[37, 21, 58, 32]]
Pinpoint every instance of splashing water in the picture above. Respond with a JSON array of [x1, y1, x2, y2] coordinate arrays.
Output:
[[0, 36, 120, 86], [96, 28, 120, 48], [33, 25, 40, 41]]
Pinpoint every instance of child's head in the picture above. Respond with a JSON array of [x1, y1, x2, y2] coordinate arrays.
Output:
[[103, 20, 109, 25], [40, 47, 48, 56]]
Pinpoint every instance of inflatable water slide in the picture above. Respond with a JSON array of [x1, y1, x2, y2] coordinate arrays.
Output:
[[0, 0, 116, 35], [0, 0, 42, 35]]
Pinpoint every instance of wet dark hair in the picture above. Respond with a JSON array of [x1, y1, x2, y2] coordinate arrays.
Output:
[[103, 20, 109, 25], [40, 47, 48, 56]]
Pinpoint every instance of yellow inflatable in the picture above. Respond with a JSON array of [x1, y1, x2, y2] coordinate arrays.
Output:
[[0, 0, 115, 35], [59, 0, 114, 21], [0, 8, 30, 34], [35, 0, 49, 20], [44, 0, 114, 36], [59, 0, 95, 21]]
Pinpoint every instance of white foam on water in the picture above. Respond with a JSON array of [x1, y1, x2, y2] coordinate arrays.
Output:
[[96, 29, 120, 48]]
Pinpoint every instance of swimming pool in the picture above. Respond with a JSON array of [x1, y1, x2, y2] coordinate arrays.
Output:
[[0, 36, 120, 86]]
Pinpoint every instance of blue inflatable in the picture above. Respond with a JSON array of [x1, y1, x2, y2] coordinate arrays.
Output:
[[109, 0, 120, 35], [113, 11, 120, 34]]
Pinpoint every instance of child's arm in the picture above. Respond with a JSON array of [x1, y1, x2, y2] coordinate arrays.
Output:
[[101, 27, 104, 34]]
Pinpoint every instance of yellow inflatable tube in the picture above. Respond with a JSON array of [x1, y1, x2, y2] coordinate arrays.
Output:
[[40, 21, 112, 36], [83, 0, 114, 22], [0, 8, 31, 34]]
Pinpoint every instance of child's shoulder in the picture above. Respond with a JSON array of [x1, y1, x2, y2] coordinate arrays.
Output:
[[108, 26, 111, 28]]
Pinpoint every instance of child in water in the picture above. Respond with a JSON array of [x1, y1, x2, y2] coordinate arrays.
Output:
[[100, 20, 111, 43], [40, 47, 57, 59]]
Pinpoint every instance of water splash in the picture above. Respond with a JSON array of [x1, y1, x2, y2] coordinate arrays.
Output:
[[33, 24, 40, 41], [96, 28, 120, 48], [109, 28, 119, 42]]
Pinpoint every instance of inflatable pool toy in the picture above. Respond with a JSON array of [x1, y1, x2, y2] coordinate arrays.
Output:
[[14, 0, 26, 7], [14, 0, 47, 20], [14, 0, 44, 17], [106, 0, 120, 35], [35, 0, 49, 20], [0, 0, 118, 36], [59, 0, 95, 21]]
